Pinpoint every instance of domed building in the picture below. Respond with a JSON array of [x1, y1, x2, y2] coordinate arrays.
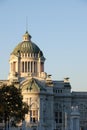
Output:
[[8, 31, 54, 130], [0, 30, 87, 130], [8, 31, 45, 81]]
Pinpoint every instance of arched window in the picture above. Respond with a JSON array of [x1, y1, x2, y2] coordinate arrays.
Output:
[[30, 103, 38, 123]]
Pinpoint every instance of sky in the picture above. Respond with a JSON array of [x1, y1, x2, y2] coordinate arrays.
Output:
[[0, 0, 87, 91]]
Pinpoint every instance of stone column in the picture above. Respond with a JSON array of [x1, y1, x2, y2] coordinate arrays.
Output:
[[65, 112, 68, 130], [70, 106, 80, 130], [50, 96, 54, 130], [33, 61, 34, 73], [38, 97, 43, 130], [38, 58, 41, 77], [30, 61, 31, 73]]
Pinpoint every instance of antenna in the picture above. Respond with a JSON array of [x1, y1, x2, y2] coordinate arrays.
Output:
[[26, 16, 28, 32]]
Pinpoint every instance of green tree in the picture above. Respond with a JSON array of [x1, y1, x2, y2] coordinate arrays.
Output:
[[0, 84, 28, 130]]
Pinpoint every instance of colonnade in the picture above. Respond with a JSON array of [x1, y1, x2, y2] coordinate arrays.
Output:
[[10, 61, 37, 73], [9, 52, 45, 79], [21, 61, 37, 73]]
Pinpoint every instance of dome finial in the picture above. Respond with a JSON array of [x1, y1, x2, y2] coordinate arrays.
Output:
[[22, 17, 32, 41], [26, 16, 28, 33]]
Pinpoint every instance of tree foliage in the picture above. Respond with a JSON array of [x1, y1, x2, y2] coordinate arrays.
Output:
[[0, 84, 28, 125]]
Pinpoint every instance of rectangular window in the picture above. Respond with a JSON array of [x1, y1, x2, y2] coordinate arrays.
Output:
[[25, 62, 27, 72], [13, 62, 16, 72], [28, 62, 30, 72], [33, 110, 35, 116], [55, 112, 62, 124], [30, 110, 38, 123], [22, 62, 24, 72]]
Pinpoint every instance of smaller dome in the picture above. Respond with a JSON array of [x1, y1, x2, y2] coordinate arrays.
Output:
[[11, 31, 43, 56], [22, 31, 32, 41]]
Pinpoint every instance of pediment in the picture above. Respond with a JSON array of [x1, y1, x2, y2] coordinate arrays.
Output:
[[21, 78, 46, 93]]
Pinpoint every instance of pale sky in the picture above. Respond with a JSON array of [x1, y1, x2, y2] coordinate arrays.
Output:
[[0, 0, 87, 91]]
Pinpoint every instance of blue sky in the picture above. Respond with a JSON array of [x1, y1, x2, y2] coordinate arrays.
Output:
[[0, 0, 87, 91]]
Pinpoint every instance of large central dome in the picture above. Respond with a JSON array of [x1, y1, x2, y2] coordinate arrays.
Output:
[[11, 31, 43, 56], [8, 31, 45, 80]]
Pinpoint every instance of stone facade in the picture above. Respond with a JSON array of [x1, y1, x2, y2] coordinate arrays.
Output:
[[0, 31, 87, 130]]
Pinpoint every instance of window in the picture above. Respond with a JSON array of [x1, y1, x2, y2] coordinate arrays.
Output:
[[13, 62, 16, 72], [55, 112, 62, 123], [25, 62, 27, 72], [33, 129, 36, 130], [22, 62, 24, 72], [30, 110, 38, 123], [41, 62, 44, 72], [28, 62, 30, 72], [54, 89, 62, 93], [34, 62, 35, 73]]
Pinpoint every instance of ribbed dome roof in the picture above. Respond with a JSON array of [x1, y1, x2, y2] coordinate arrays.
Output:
[[11, 31, 43, 56]]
